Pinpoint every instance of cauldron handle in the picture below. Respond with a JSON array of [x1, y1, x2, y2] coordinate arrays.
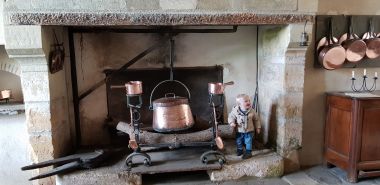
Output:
[[149, 80, 191, 110]]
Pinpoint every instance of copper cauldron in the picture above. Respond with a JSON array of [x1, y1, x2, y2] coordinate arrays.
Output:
[[150, 80, 194, 132]]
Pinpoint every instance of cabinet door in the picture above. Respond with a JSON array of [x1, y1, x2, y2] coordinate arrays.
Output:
[[327, 106, 352, 157], [326, 95, 352, 167], [360, 100, 380, 162]]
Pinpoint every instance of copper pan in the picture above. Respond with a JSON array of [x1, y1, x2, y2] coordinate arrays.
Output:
[[318, 19, 346, 70], [339, 17, 367, 63], [208, 81, 234, 95], [110, 81, 143, 95], [125, 81, 143, 95], [363, 18, 380, 59], [318, 37, 346, 70]]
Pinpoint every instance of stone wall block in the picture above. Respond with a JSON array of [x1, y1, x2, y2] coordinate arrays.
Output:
[[285, 64, 305, 92], [29, 135, 54, 162], [260, 56, 286, 65], [17, 57, 48, 72], [259, 26, 289, 58], [4, 25, 42, 52], [159, 0, 197, 10], [197, 0, 230, 10], [245, 0, 297, 11], [283, 150, 300, 174], [278, 93, 303, 120], [25, 101, 52, 133], [277, 121, 302, 156], [126, 0, 159, 10], [20, 71, 50, 102], [50, 97, 73, 157], [285, 50, 307, 65], [259, 63, 285, 86]]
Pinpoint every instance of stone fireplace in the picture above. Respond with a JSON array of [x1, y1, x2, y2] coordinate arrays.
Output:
[[3, 1, 315, 184]]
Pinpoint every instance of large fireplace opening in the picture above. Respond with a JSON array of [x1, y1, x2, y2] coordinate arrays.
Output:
[[74, 26, 259, 147]]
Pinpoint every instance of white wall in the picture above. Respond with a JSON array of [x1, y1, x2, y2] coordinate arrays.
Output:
[[75, 26, 258, 145]]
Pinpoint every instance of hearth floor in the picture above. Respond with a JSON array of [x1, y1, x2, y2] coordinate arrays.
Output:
[[130, 146, 223, 174]]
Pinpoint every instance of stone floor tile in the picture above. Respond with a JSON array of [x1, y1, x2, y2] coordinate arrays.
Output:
[[282, 171, 321, 185], [328, 167, 379, 185], [305, 166, 342, 184]]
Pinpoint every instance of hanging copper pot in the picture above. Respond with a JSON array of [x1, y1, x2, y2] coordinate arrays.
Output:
[[318, 18, 346, 70], [150, 80, 194, 132], [339, 16, 367, 63], [363, 18, 380, 59]]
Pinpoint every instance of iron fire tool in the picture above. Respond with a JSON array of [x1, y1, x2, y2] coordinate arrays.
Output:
[[110, 81, 151, 170], [199, 93, 227, 165], [124, 93, 152, 169], [21, 149, 125, 181]]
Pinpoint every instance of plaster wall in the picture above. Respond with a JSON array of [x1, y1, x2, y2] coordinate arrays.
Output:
[[300, 0, 380, 166], [75, 26, 258, 145], [0, 46, 22, 102], [0, 71, 22, 101], [41, 26, 74, 156]]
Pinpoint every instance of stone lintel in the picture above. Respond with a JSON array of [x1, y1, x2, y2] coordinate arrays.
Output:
[[6, 11, 314, 26]]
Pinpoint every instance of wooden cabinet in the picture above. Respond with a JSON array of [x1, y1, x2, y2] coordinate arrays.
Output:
[[325, 92, 380, 183]]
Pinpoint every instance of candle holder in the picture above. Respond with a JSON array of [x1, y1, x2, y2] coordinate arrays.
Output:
[[351, 75, 378, 92]]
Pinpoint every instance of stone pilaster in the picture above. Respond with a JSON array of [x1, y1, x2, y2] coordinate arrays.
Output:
[[258, 25, 306, 173], [4, 25, 72, 185]]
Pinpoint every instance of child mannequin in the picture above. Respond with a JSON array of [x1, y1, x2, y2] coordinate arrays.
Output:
[[228, 94, 261, 159]]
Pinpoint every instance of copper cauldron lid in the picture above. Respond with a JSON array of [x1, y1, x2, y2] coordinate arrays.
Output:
[[153, 95, 188, 108]]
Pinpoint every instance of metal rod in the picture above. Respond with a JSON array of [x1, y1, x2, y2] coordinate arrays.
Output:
[[78, 79, 106, 100], [78, 38, 166, 101], [170, 36, 174, 81], [68, 28, 82, 148], [115, 38, 166, 73], [70, 26, 238, 34]]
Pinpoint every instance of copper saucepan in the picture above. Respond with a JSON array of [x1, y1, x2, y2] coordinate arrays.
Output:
[[318, 19, 346, 70], [208, 81, 234, 95], [339, 16, 367, 63], [111, 81, 143, 95], [125, 81, 143, 95], [363, 18, 380, 59]]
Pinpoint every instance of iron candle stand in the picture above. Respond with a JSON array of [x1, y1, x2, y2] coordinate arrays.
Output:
[[351, 75, 378, 92]]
